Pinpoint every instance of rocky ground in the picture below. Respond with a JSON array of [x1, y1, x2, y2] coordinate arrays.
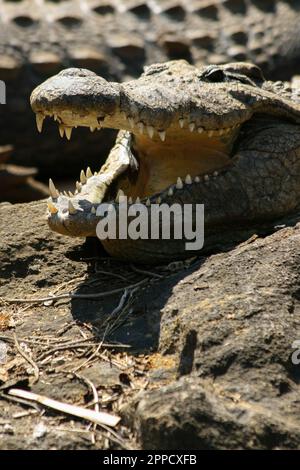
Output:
[[0, 200, 300, 449]]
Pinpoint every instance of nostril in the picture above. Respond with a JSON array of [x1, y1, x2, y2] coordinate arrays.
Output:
[[202, 67, 225, 83]]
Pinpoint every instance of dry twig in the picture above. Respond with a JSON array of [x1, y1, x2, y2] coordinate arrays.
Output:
[[3, 279, 147, 304], [13, 333, 39, 384], [8, 388, 120, 428], [130, 264, 163, 279]]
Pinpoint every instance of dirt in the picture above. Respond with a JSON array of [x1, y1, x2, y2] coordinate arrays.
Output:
[[0, 200, 300, 449]]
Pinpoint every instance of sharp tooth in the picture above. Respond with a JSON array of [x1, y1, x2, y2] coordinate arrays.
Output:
[[137, 122, 144, 134], [94, 171, 98, 176], [80, 170, 86, 184], [49, 178, 59, 198], [195, 176, 200, 183], [204, 174, 209, 181], [213, 171, 219, 177], [156, 196, 161, 204], [76, 181, 82, 192], [185, 174, 192, 184], [91, 206, 96, 214], [136, 196, 141, 203], [68, 200, 77, 214], [86, 167, 93, 178], [36, 113, 45, 133], [47, 200, 58, 214], [168, 187, 174, 196], [146, 198, 151, 206], [53, 114, 58, 122], [198, 127, 204, 134], [128, 196, 133, 204], [59, 125, 65, 138], [218, 129, 224, 136], [128, 117, 134, 128], [147, 125, 154, 138], [179, 118, 184, 128], [63, 191, 68, 197], [189, 122, 195, 132], [58, 127, 66, 140], [158, 130, 166, 141], [68, 191, 73, 197], [65, 127, 72, 140], [116, 189, 125, 202], [90, 127, 96, 132], [176, 177, 183, 189]]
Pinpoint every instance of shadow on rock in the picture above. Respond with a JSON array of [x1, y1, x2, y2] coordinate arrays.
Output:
[[67, 237, 207, 356], [1, 200, 300, 449]]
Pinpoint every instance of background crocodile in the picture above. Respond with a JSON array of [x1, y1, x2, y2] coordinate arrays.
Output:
[[1, 0, 300, 179], [31, 60, 300, 263], [2, 1, 300, 450]]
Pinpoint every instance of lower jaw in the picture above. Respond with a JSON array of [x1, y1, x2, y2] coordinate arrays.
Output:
[[100, 225, 258, 264], [101, 237, 196, 263], [47, 129, 238, 254]]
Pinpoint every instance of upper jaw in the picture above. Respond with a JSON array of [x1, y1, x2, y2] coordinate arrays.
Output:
[[30, 68, 121, 119], [31, 66, 253, 140]]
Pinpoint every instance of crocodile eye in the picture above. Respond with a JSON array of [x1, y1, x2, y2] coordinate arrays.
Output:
[[203, 68, 225, 83]]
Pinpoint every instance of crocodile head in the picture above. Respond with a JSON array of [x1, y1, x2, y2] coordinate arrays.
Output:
[[30, 60, 300, 263]]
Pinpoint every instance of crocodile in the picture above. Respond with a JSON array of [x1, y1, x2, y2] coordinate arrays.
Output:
[[2, 0, 300, 177], [30, 60, 300, 263]]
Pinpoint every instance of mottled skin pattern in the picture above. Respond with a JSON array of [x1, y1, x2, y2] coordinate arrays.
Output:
[[31, 61, 300, 263], [1, 0, 300, 175]]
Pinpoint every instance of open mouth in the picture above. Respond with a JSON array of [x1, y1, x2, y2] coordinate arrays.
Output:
[[30, 61, 275, 238], [29, 61, 300, 262], [35, 108, 241, 236]]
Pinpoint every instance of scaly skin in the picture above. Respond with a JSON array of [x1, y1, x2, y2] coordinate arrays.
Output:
[[30, 60, 300, 263], [1, 0, 300, 175]]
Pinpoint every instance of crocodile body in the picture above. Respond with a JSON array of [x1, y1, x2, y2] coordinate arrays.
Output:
[[31, 60, 300, 263], [1, 0, 300, 176]]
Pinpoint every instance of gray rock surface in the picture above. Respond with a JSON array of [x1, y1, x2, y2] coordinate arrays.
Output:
[[0, 200, 300, 449]]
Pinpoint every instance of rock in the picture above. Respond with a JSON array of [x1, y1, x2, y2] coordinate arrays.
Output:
[[81, 362, 122, 388], [1, 200, 300, 449], [0, 145, 49, 203], [123, 219, 300, 449], [128, 376, 300, 449]]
